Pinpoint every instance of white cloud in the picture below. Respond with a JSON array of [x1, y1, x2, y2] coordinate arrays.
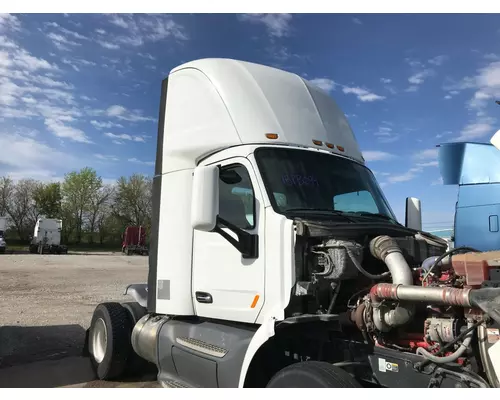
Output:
[[457, 116, 496, 141], [436, 131, 453, 139], [105, 14, 188, 48], [62, 57, 96, 72], [384, 163, 437, 185], [428, 55, 448, 66], [352, 18, 363, 25], [374, 126, 392, 136], [416, 161, 439, 167], [362, 150, 395, 161], [105, 132, 133, 140], [106, 104, 155, 122], [414, 148, 438, 160], [97, 40, 120, 50], [431, 177, 444, 186], [5, 47, 58, 72], [0, 35, 18, 49], [94, 153, 118, 161], [104, 132, 147, 142], [405, 85, 419, 93], [310, 78, 336, 92], [408, 69, 435, 85], [373, 126, 400, 143], [0, 14, 20, 33], [91, 120, 123, 129], [95, 28, 106, 35], [380, 78, 392, 84], [387, 168, 422, 183], [0, 40, 82, 127], [444, 95, 452, 100], [342, 86, 385, 102], [128, 157, 154, 166], [238, 13, 292, 37], [44, 118, 92, 143], [109, 15, 129, 28], [138, 52, 156, 60], [0, 131, 84, 180], [33, 75, 73, 89], [484, 53, 500, 61], [443, 76, 477, 92]]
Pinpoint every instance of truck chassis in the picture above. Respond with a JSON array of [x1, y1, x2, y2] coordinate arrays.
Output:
[[122, 244, 149, 256], [29, 243, 68, 255]]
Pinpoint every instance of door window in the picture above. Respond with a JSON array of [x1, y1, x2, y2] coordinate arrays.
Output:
[[219, 165, 255, 229]]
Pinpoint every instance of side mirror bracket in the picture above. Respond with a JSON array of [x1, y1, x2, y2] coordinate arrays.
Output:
[[214, 216, 258, 259]]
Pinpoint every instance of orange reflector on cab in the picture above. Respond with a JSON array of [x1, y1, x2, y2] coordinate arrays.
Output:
[[312, 140, 323, 146], [325, 142, 334, 149], [250, 295, 260, 308], [337, 145, 345, 152], [265, 133, 279, 139]]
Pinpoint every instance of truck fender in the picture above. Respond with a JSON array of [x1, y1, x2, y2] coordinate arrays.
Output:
[[238, 315, 276, 388], [124, 283, 148, 308]]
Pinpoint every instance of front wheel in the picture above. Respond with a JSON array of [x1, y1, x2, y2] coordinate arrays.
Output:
[[266, 361, 362, 388], [88, 302, 134, 380]]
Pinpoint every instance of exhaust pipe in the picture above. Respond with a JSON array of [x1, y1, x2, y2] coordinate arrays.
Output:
[[370, 284, 472, 307], [369, 283, 500, 326], [369, 236, 415, 331]]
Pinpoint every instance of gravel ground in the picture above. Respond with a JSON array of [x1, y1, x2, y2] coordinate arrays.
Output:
[[0, 253, 148, 370]]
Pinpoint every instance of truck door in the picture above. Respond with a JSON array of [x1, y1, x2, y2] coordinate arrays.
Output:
[[192, 157, 265, 324]]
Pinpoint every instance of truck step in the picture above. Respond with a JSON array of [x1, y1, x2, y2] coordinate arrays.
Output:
[[161, 379, 192, 388], [175, 337, 228, 358]]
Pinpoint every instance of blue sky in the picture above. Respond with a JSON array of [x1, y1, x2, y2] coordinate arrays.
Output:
[[1, 13, 500, 230]]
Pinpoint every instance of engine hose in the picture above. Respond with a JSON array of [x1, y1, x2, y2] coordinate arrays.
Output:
[[416, 320, 474, 364], [422, 246, 479, 286], [345, 246, 391, 281]]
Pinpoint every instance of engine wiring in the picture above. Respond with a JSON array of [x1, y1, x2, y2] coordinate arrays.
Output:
[[421, 246, 479, 286]]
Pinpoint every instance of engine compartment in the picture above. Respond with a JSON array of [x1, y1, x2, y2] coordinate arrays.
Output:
[[285, 218, 500, 387]]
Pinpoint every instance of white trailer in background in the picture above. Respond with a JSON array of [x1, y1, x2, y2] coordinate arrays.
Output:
[[29, 218, 68, 255], [0, 216, 7, 254]]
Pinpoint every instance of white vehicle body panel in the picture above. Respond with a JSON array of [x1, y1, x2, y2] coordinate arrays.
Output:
[[33, 218, 62, 246]]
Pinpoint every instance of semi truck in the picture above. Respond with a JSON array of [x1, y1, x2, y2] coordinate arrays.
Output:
[[121, 225, 148, 256], [438, 138, 500, 252], [29, 218, 68, 254], [86, 58, 500, 388], [0, 216, 7, 254]]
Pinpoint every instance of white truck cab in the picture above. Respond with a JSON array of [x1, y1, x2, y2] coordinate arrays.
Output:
[[86, 58, 500, 388], [29, 218, 67, 255]]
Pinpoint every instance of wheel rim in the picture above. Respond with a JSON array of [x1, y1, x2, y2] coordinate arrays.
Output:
[[91, 318, 108, 363]]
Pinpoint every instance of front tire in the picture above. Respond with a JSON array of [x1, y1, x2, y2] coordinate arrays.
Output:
[[266, 361, 362, 388], [88, 302, 133, 380]]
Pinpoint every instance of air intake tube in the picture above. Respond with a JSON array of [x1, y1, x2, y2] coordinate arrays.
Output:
[[368, 235, 415, 331]]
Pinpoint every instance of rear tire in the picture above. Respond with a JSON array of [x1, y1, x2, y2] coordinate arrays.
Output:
[[122, 302, 156, 376], [88, 302, 133, 380], [266, 361, 362, 388]]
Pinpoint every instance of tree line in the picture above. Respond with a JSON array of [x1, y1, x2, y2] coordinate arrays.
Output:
[[0, 167, 152, 246]]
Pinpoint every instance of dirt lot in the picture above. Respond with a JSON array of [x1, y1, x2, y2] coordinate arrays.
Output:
[[0, 252, 150, 387]]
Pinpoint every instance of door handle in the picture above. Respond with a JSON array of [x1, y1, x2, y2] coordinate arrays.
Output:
[[195, 291, 213, 304]]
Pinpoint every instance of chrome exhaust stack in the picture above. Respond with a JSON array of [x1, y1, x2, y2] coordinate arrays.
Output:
[[131, 314, 169, 364]]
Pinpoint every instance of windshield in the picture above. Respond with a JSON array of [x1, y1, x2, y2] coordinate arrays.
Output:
[[254, 147, 397, 222]]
